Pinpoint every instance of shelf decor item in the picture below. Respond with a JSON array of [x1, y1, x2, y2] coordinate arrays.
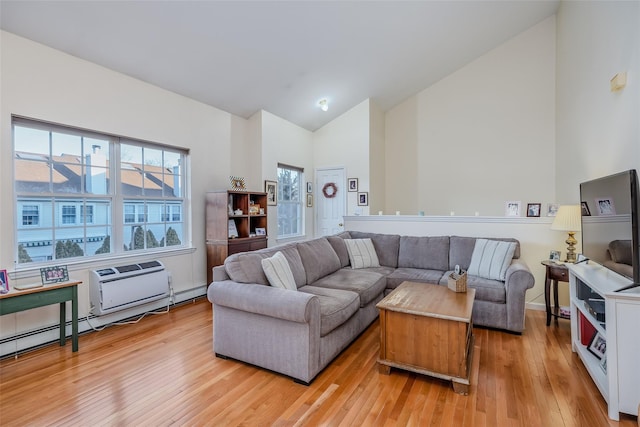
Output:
[[587, 331, 606, 360], [40, 265, 69, 284], [229, 176, 247, 191]]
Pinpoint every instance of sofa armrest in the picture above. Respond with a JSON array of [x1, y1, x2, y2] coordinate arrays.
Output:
[[504, 260, 535, 295], [208, 280, 318, 324], [212, 265, 230, 282]]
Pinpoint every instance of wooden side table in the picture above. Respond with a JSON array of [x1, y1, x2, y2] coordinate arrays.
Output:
[[541, 260, 569, 326]]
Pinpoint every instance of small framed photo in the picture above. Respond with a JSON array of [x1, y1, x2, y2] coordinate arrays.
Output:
[[229, 176, 247, 192], [588, 331, 606, 360], [255, 227, 266, 236], [306, 182, 313, 193], [595, 198, 615, 215], [581, 201, 591, 216], [0, 269, 9, 294], [306, 193, 313, 208], [600, 355, 607, 373], [505, 201, 521, 217], [40, 265, 69, 285], [547, 203, 559, 217], [549, 250, 561, 261], [526, 203, 541, 217], [357, 192, 368, 206], [348, 178, 358, 192], [264, 180, 277, 206]]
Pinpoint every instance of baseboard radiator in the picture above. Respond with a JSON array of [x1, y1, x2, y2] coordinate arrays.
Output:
[[90, 260, 169, 316]]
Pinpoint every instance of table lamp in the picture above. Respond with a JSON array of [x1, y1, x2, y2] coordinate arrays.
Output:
[[551, 204, 582, 263]]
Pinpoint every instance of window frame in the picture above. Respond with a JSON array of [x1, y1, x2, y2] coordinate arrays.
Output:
[[12, 117, 190, 267], [276, 163, 305, 239]]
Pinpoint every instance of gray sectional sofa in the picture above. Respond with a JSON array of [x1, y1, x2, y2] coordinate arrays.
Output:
[[207, 231, 534, 384]]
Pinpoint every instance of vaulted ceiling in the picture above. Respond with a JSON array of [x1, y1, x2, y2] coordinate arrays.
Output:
[[0, 1, 559, 131]]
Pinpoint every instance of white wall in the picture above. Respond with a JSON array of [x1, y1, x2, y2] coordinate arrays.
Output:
[[369, 100, 386, 213], [314, 99, 371, 215], [555, 1, 640, 202], [260, 110, 314, 245], [386, 16, 557, 216], [0, 31, 238, 353]]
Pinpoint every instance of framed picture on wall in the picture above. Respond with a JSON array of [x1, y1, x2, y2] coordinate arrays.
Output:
[[264, 180, 277, 206], [348, 178, 358, 192], [357, 192, 368, 206], [307, 182, 313, 193], [306, 194, 313, 208]]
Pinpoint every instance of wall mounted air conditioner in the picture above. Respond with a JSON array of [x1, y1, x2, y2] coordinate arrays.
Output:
[[90, 260, 169, 316]]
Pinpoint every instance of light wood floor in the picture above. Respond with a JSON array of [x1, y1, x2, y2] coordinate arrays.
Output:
[[0, 298, 637, 426]]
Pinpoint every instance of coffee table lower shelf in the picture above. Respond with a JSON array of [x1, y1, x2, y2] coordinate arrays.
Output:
[[378, 335, 474, 395]]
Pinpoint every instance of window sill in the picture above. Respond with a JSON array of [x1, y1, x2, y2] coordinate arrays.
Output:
[[10, 246, 196, 281]]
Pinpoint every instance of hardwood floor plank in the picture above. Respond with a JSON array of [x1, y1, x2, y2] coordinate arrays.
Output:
[[1, 298, 638, 426]]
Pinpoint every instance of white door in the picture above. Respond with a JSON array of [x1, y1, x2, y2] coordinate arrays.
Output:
[[315, 167, 346, 237]]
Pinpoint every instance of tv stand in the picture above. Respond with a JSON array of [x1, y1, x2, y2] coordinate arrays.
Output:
[[568, 262, 640, 420], [615, 282, 640, 292]]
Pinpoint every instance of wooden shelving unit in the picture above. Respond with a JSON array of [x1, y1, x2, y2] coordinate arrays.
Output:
[[205, 190, 268, 283]]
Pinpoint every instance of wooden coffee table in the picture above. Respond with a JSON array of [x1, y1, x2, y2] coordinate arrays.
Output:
[[376, 281, 476, 394]]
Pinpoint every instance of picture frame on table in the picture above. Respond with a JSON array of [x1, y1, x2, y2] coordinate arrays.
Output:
[[547, 203, 559, 217], [549, 250, 561, 261], [587, 331, 606, 360], [526, 203, 541, 217], [40, 265, 69, 285], [255, 227, 266, 236], [357, 192, 368, 206], [581, 201, 591, 216], [306, 193, 313, 208], [229, 176, 247, 192], [264, 180, 278, 206], [348, 178, 358, 192], [0, 269, 9, 294]]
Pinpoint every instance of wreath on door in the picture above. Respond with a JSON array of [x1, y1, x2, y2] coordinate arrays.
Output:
[[322, 182, 338, 198]]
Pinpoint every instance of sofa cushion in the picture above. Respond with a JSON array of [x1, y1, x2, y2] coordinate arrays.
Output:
[[467, 239, 516, 281], [439, 272, 506, 303], [297, 237, 342, 284], [386, 268, 446, 290], [224, 244, 307, 287], [298, 286, 360, 336], [449, 236, 520, 271], [310, 268, 386, 307], [348, 231, 400, 267], [398, 236, 449, 271], [344, 238, 380, 269], [327, 235, 350, 268], [261, 251, 297, 291], [609, 239, 632, 264]]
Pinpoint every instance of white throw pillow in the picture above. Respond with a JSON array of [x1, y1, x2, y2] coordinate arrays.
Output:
[[344, 238, 380, 269], [467, 239, 517, 281], [261, 251, 297, 291]]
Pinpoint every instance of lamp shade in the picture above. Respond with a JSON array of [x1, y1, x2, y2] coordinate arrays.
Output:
[[551, 205, 582, 232]]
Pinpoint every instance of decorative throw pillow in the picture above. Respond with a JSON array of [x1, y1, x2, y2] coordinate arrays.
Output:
[[261, 251, 297, 291], [344, 238, 380, 269], [467, 239, 517, 281]]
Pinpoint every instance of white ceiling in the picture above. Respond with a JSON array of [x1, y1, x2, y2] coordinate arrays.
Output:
[[0, 0, 559, 131]]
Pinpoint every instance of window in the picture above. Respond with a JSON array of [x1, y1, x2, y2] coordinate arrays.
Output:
[[13, 118, 188, 264], [277, 164, 304, 238], [61, 205, 76, 224], [22, 205, 39, 226]]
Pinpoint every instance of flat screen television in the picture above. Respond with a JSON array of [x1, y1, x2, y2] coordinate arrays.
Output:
[[579, 169, 640, 291]]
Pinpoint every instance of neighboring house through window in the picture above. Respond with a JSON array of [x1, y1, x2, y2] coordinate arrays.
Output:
[[277, 164, 304, 238], [13, 118, 189, 264]]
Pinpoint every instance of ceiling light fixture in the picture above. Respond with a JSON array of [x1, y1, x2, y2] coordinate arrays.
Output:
[[318, 99, 329, 112]]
